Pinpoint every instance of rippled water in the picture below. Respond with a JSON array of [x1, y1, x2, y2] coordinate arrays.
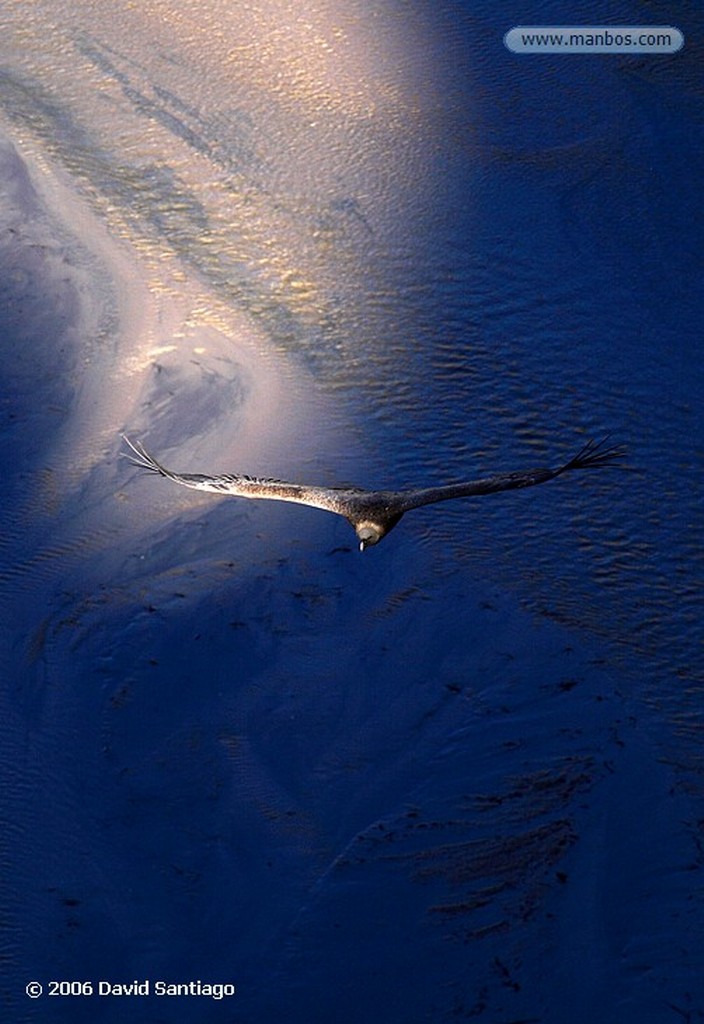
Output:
[[1, 1, 702, 1021]]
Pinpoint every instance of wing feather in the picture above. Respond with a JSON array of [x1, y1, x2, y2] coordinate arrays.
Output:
[[121, 435, 354, 516], [394, 436, 626, 512]]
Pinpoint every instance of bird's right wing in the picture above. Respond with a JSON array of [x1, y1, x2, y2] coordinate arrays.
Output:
[[121, 435, 357, 516]]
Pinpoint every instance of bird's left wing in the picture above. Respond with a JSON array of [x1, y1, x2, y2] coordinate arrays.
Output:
[[394, 437, 626, 512], [121, 435, 355, 517]]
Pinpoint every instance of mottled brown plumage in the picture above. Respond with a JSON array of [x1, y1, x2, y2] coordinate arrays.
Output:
[[122, 435, 625, 550]]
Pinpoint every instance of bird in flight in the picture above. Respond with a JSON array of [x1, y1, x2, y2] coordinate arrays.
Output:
[[122, 434, 625, 551]]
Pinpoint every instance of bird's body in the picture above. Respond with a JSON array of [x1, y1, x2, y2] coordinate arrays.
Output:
[[121, 435, 625, 550]]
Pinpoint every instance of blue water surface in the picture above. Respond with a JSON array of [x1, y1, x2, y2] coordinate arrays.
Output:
[[1, 1, 702, 1022]]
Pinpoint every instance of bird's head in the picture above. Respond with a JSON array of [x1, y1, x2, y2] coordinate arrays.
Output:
[[356, 523, 383, 552], [354, 511, 404, 551]]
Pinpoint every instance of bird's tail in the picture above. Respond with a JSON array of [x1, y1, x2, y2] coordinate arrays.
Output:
[[562, 436, 626, 473], [121, 435, 177, 481]]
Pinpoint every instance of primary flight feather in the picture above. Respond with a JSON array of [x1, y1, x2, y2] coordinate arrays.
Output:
[[121, 434, 625, 551]]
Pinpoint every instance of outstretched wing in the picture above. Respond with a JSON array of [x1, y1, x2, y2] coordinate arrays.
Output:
[[121, 435, 356, 517], [394, 437, 626, 512]]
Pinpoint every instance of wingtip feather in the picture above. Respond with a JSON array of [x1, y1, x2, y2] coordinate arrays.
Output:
[[120, 434, 166, 475], [566, 436, 627, 471]]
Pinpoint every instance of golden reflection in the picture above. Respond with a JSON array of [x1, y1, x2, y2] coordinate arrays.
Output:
[[0, 0, 442, 508], [0, 0, 438, 355]]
